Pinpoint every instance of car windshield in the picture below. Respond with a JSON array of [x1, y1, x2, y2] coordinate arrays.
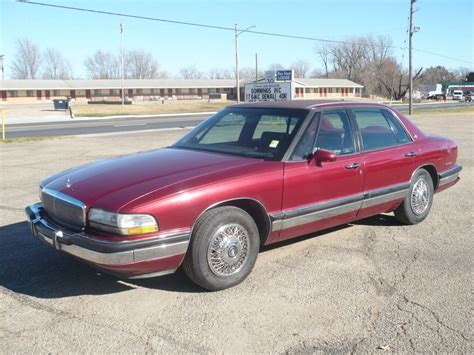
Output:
[[172, 107, 308, 161]]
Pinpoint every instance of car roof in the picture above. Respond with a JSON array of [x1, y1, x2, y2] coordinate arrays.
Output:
[[227, 100, 389, 110]]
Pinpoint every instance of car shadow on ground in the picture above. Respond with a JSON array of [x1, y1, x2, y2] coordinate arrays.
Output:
[[352, 213, 403, 227], [260, 214, 402, 253], [0, 214, 402, 298], [0, 221, 203, 299]]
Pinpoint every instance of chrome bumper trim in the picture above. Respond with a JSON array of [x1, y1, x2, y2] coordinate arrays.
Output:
[[438, 164, 462, 187], [25, 203, 190, 266]]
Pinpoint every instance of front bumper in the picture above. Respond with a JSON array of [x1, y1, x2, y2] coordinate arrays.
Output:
[[25, 203, 190, 278]]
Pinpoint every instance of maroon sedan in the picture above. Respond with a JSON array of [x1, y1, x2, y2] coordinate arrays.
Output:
[[25, 100, 461, 290]]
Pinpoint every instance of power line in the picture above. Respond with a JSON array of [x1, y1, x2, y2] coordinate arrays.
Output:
[[18, 0, 473, 65]]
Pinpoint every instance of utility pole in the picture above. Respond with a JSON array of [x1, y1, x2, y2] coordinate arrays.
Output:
[[235, 24, 239, 103], [234, 24, 256, 103], [120, 20, 125, 106], [255, 53, 258, 82], [408, 0, 415, 115], [0, 55, 4, 80]]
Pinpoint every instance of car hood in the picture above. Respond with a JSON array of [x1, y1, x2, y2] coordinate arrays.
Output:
[[41, 148, 260, 211]]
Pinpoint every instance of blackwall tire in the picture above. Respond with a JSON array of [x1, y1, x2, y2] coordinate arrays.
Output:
[[394, 169, 434, 225], [183, 206, 260, 291]]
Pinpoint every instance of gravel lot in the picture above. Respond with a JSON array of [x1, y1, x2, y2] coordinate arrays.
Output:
[[0, 113, 472, 353]]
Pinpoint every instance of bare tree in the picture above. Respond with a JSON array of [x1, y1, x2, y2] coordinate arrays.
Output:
[[207, 67, 233, 79], [378, 58, 423, 100], [42, 48, 72, 79], [291, 60, 311, 78], [84, 50, 119, 79], [125, 49, 166, 79], [237, 66, 263, 80], [453, 67, 472, 81], [11, 38, 41, 79], [317, 45, 331, 78], [418, 66, 455, 85], [179, 65, 203, 79], [267, 63, 285, 71], [309, 68, 324, 78]]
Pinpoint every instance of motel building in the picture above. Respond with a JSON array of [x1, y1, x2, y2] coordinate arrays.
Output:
[[0, 77, 363, 104]]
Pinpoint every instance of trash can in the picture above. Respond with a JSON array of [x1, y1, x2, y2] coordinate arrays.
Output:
[[53, 99, 69, 110]]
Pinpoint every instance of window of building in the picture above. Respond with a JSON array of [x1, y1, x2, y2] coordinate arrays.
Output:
[[109, 89, 118, 95], [175, 88, 181, 95], [336, 88, 340, 93], [189, 88, 195, 94], [136, 89, 143, 95], [305, 88, 311, 93], [26, 90, 34, 97], [94, 89, 101, 96], [328, 88, 333, 93], [8, 91, 18, 97], [53, 90, 60, 96], [150, 88, 156, 95]]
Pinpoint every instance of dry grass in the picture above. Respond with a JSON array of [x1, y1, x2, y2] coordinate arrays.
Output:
[[72, 101, 231, 117], [405, 106, 474, 116], [2, 136, 66, 144]]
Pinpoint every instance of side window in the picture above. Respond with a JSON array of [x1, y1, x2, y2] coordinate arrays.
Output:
[[315, 110, 355, 156], [291, 114, 319, 160], [352, 109, 399, 150], [381, 110, 412, 144], [198, 113, 245, 144], [291, 110, 355, 160]]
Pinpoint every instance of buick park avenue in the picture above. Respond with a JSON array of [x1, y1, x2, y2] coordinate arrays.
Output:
[[25, 100, 461, 290]]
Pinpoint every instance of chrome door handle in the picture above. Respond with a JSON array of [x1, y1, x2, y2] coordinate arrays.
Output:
[[345, 162, 361, 169], [405, 152, 417, 157]]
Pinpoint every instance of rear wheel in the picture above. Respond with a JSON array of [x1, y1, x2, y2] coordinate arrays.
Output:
[[183, 206, 260, 291], [394, 169, 434, 225]]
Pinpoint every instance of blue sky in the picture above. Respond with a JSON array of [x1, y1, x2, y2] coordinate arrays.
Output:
[[1, 0, 473, 79]]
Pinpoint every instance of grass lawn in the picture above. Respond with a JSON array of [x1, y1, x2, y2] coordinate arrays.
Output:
[[72, 101, 231, 117]]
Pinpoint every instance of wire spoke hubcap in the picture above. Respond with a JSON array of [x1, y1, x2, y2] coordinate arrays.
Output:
[[207, 223, 249, 276], [411, 177, 430, 215]]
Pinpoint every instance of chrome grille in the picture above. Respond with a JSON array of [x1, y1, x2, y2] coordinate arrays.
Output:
[[41, 188, 86, 230]]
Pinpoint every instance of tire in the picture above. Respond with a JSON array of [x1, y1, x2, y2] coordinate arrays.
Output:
[[394, 169, 434, 225], [183, 206, 260, 291]]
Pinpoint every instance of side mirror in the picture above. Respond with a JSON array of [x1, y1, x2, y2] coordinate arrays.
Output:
[[309, 148, 337, 166]]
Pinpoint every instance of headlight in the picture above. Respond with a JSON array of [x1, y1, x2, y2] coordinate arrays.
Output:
[[88, 208, 159, 235]]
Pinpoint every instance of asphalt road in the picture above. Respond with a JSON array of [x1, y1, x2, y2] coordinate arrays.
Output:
[[5, 114, 209, 139], [5, 101, 472, 138], [0, 112, 472, 353]]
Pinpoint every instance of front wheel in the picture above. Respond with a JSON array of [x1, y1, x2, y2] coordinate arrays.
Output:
[[183, 206, 260, 291], [394, 169, 434, 225]]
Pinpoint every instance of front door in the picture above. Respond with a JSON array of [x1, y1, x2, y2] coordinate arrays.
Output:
[[275, 109, 364, 242]]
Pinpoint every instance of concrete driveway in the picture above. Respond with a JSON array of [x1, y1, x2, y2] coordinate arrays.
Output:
[[0, 113, 472, 353]]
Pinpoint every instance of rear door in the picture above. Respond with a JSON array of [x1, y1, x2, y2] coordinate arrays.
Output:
[[349, 107, 417, 218], [276, 108, 364, 242]]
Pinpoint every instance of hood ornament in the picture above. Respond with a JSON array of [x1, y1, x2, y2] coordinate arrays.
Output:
[[66, 178, 72, 189]]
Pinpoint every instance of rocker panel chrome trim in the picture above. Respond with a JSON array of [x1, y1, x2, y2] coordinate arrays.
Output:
[[271, 182, 409, 231]]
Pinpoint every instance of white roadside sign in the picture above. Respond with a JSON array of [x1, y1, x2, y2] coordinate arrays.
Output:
[[244, 82, 293, 102]]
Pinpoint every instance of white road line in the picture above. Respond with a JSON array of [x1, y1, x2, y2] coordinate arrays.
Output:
[[77, 126, 195, 138], [113, 123, 147, 127]]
